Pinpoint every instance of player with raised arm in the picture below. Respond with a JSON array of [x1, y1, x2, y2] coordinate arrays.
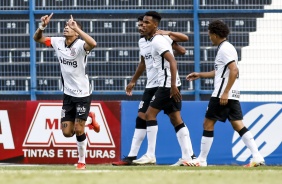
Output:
[[33, 13, 100, 169], [131, 11, 199, 166], [186, 20, 265, 167]]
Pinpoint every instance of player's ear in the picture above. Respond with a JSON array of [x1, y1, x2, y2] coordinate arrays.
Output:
[[154, 22, 158, 28]]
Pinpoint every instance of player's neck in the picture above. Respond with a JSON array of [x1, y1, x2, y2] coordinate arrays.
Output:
[[215, 38, 227, 46], [146, 29, 158, 40], [65, 37, 78, 47]]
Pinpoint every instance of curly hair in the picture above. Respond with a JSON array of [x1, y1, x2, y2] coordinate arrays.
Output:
[[208, 20, 229, 38], [137, 15, 144, 21]]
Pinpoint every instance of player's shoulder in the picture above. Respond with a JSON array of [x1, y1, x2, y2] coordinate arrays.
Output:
[[51, 37, 65, 40], [138, 37, 146, 44], [151, 35, 172, 47], [150, 34, 163, 43], [51, 37, 65, 46], [51, 37, 65, 43], [221, 41, 236, 52], [163, 35, 173, 43]]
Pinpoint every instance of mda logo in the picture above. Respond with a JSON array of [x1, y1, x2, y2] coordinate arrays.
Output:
[[23, 103, 115, 148], [232, 103, 282, 162]]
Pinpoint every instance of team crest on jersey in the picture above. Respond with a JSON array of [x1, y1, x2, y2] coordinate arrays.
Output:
[[70, 48, 76, 56]]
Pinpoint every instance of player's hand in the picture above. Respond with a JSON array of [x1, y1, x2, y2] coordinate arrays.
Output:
[[125, 82, 135, 96], [154, 29, 171, 36], [186, 72, 200, 81], [41, 13, 53, 27], [170, 86, 182, 102], [67, 15, 78, 30], [220, 92, 228, 106]]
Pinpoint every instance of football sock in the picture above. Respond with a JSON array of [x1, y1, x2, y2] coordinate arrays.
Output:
[[146, 120, 158, 158], [128, 117, 147, 157], [76, 133, 87, 164], [185, 125, 195, 158], [239, 127, 261, 158], [198, 130, 214, 162], [175, 123, 190, 160]]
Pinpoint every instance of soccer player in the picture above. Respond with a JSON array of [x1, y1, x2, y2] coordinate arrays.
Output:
[[186, 20, 265, 167], [131, 11, 199, 166], [112, 15, 195, 166], [33, 13, 100, 169]]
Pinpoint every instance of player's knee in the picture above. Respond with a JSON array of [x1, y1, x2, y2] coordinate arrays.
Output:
[[145, 113, 152, 121], [62, 131, 74, 137], [74, 129, 84, 135], [203, 118, 215, 130]]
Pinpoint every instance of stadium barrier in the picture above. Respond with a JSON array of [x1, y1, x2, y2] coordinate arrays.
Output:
[[1, 101, 281, 165], [1, 0, 282, 101]]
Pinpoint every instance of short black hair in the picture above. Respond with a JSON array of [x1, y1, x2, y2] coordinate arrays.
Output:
[[137, 15, 144, 21], [144, 11, 162, 23], [208, 20, 229, 38]]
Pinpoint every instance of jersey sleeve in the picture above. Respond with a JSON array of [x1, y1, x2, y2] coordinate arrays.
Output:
[[138, 38, 145, 57], [163, 35, 173, 45], [152, 35, 171, 56], [50, 37, 61, 49], [79, 40, 88, 54], [221, 45, 237, 64]]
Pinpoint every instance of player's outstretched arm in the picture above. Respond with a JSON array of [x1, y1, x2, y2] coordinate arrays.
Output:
[[155, 30, 188, 42], [186, 70, 215, 81], [67, 15, 97, 51], [33, 13, 53, 44]]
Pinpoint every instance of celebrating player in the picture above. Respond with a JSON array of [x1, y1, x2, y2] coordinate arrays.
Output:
[[33, 13, 100, 169]]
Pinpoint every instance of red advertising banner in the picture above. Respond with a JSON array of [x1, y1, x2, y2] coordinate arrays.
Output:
[[0, 101, 121, 164]]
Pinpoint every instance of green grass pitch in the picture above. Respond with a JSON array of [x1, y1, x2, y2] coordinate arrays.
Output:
[[1, 164, 282, 184]]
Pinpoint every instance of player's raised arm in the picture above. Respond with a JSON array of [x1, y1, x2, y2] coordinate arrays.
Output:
[[155, 29, 188, 42], [67, 15, 97, 51], [33, 13, 53, 44]]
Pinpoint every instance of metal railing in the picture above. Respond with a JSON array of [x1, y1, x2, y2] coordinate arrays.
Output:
[[0, 0, 281, 101]]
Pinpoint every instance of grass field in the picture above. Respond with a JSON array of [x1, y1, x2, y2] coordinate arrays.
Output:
[[1, 164, 282, 184]]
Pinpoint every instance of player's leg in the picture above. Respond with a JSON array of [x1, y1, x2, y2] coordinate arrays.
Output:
[[145, 106, 160, 157], [229, 100, 264, 167], [112, 113, 146, 166], [198, 97, 222, 166], [197, 118, 216, 167], [132, 106, 160, 165], [133, 88, 166, 165], [74, 118, 87, 169], [74, 96, 91, 170], [127, 89, 157, 160], [128, 113, 147, 157], [168, 110, 199, 166], [85, 111, 100, 133], [61, 94, 76, 137], [112, 88, 157, 166]]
